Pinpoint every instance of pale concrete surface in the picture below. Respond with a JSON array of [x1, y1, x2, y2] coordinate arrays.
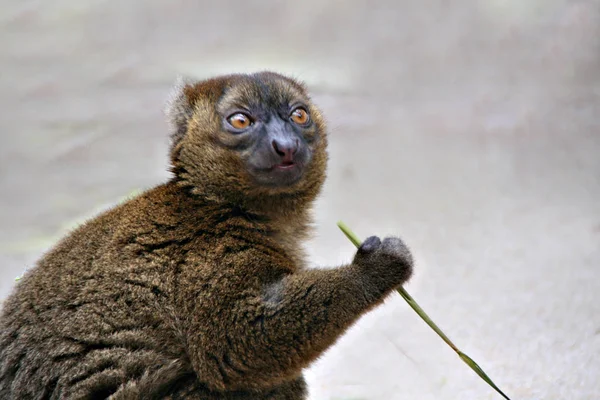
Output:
[[1, 1, 599, 399]]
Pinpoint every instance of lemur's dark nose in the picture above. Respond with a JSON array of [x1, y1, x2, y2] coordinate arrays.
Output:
[[272, 139, 299, 163]]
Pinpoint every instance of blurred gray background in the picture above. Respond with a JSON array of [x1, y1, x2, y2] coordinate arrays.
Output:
[[1, 1, 599, 399]]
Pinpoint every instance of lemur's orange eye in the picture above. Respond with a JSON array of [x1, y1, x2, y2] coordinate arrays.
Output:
[[227, 113, 252, 130], [290, 107, 310, 125]]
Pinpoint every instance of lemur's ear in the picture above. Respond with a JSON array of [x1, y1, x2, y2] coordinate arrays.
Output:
[[164, 76, 196, 148]]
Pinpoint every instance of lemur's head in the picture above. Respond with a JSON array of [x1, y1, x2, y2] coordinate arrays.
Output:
[[166, 72, 328, 213]]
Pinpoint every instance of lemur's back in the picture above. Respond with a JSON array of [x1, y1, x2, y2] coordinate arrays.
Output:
[[1, 183, 184, 398]]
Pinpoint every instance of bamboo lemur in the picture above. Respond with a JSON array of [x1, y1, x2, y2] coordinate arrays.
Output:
[[0, 72, 413, 399]]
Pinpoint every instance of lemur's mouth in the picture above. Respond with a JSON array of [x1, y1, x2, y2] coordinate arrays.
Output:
[[274, 161, 296, 170], [256, 161, 299, 173], [251, 161, 304, 188], [249, 148, 310, 188]]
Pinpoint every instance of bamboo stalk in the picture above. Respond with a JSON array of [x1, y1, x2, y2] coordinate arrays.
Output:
[[337, 221, 512, 400]]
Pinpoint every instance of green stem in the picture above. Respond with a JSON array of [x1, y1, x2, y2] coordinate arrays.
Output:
[[337, 221, 512, 400]]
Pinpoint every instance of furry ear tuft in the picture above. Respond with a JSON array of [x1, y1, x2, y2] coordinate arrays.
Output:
[[164, 76, 195, 148]]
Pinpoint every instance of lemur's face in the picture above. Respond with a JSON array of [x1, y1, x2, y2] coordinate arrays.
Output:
[[214, 75, 321, 188], [170, 72, 328, 203]]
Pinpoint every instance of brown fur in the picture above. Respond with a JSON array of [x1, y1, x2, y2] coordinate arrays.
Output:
[[0, 72, 413, 399]]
